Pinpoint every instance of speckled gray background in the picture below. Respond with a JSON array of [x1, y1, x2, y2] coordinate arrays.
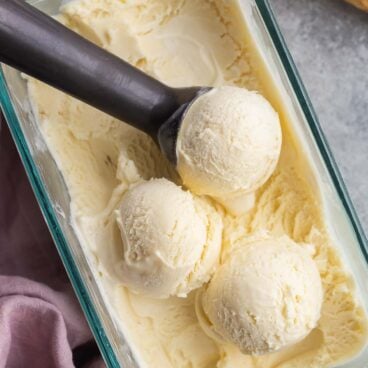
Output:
[[269, 0, 368, 234]]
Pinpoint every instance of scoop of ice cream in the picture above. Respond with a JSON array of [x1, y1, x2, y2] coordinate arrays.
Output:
[[116, 178, 223, 298], [176, 86, 282, 215], [197, 236, 323, 355]]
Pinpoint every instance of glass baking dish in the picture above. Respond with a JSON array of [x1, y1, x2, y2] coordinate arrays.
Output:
[[1, 0, 368, 367]]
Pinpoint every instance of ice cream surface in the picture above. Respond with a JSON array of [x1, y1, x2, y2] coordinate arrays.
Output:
[[177, 86, 282, 214], [27, 0, 368, 367], [198, 236, 323, 355], [115, 178, 222, 298]]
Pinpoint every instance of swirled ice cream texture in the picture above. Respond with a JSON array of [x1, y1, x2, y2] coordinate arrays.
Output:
[[27, 0, 368, 367]]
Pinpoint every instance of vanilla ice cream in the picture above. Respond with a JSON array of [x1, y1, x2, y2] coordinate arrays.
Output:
[[115, 178, 222, 298], [27, 0, 368, 367], [198, 236, 323, 355], [177, 86, 282, 214]]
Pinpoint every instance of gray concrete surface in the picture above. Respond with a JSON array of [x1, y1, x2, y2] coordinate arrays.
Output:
[[270, 0, 368, 234]]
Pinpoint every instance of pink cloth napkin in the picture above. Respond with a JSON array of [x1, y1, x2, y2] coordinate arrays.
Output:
[[0, 116, 105, 368]]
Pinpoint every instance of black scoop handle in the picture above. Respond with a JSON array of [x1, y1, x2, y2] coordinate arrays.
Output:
[[0, 0, 182, 136]]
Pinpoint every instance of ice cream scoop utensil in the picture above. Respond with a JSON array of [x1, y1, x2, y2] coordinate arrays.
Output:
[[0, 0, 209, 163]]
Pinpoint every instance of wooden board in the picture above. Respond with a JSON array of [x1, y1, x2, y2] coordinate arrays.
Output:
[[345, 0, 368, 11]]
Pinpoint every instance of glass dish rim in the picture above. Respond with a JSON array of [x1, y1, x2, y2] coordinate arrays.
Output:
[[0, 0, 367, 367], [255, 0, 368, 260], [0, 71, 122, 366]]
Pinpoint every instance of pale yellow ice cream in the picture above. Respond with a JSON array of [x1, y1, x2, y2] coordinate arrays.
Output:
[[27, 0, 368, 367], [177, 86, 282, 215], [197, 236, 323, 355], [115, 178, 222, 298]]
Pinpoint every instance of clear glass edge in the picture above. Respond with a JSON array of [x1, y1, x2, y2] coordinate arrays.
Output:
[[254, 0, 368, 260], [0, 70, 120, 367], [0, 1, 367, 367]]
